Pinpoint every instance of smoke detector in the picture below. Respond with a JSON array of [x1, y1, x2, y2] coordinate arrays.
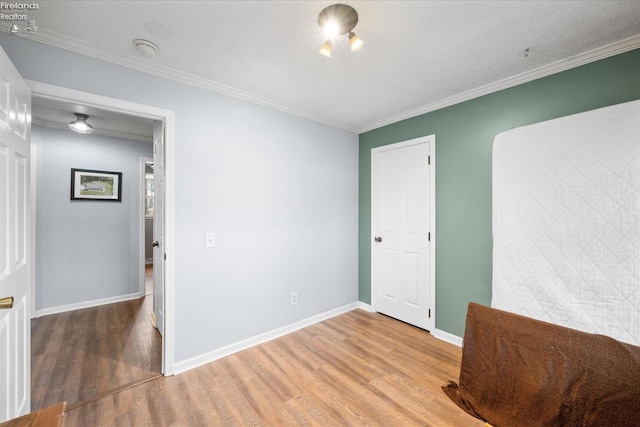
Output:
[[133, 39, 159, 57]]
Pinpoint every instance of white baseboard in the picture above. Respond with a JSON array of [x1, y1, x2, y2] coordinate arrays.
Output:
[[358, 302, 462, 347], [35, 292, 141, 317], [357, 301, 373, 312], [432, 328, 463, 347], [174, 302, 360, 375]]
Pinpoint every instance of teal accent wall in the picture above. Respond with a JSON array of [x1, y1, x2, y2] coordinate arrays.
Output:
[[359, 48, 640, 338]]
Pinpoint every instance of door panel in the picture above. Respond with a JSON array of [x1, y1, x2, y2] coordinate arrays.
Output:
[[0, 46, 31, 422], [0, 144, 8, 278], [14, 296, 28, 416], [152, 121, 165, 338], [0, 314, 9, 418], [383, 248, 397, 299], [406, 252, 420, 305], [372, 139, 431, 330], [15, 154, 27, 267]]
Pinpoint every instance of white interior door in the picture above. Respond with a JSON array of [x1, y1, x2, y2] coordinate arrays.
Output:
[[152, 120, 165, 337], [0, 46, 31, 422], [372, 137, 432, 330]]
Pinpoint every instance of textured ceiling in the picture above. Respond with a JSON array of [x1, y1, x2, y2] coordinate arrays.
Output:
[[7, 1, 640, 133], [32, 97, 154, 142]]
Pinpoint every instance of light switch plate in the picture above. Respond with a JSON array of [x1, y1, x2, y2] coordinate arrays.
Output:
[[205, 232, 215, 248]]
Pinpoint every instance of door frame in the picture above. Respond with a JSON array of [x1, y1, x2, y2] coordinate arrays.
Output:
[[139, 157, 153, 297], [370, 135, 436, 331], [27, 80, 175, 375]]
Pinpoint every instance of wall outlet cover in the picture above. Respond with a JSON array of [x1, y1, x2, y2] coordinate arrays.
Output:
[[205, 232, 215, 248]]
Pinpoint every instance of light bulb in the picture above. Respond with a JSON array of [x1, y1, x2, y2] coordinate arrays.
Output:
[[319, 40, 332, 58], [349, 32, 363, 52], [68, 113, 94, 134], [323, 20, 339, 38]]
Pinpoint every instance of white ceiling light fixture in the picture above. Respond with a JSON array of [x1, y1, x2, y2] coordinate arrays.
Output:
[[348, 31, 363, 51], [68, 113, 94, 134], [133, 38, 159, 57], [319, 40, 332, 58], [318, 4, 363, 58]]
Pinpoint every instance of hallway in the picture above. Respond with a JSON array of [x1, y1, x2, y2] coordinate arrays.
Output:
[[30, 270, 161, 411]]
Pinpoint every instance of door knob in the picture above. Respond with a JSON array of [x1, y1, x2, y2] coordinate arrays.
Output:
[[0, 296, 13, 309], [152, 241, 160, 247], [374, 236, 382, 243]]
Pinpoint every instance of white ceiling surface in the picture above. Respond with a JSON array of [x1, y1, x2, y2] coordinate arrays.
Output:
[[12, 1, 640, 133], [32, 98, 155, 142]]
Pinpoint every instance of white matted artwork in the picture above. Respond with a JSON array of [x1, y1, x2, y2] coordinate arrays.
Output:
[[70, 168, 122, 201]]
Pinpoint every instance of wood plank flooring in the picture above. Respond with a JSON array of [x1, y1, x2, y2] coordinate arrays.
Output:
[[0, 402, 66, 427], [31, 295, 162, 411], [63, 309, 483, 426]]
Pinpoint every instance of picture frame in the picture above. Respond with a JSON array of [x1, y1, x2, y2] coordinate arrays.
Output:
[[70, 168, 122, 201]]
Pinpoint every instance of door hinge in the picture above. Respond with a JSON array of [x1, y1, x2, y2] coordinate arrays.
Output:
[[164, 253, 166, 261], [428, 309, 431, 318], [428, 232, 431, 241], [427, 155, 431, 165]]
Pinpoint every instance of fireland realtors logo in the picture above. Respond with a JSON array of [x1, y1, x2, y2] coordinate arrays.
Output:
[[1, 2, 38, 33]]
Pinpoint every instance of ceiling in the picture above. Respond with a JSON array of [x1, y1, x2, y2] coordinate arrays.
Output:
[[8, 1, 640, 134], [32, 97, 155, 142]]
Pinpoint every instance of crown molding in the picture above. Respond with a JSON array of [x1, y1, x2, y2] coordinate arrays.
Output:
[[6, 25, 359, 133], [5, 24, 640, 136], [357, 34, 640, 133]]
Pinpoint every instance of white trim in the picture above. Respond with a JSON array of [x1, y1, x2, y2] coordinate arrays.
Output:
[[174, 303, 359, 375], [431, 328, 463, 348], [357, 302, 373, 312], [26, 80, 176, 376], [162, 112, 176, 376], [371, 135, 433, 153], [9, 26, 640, 134], [359, 34, 640, 133], [35, 293, 141, 318], [361, 301, 460, 349], [13, 28, 358, 134], [139, 157, 153, 298], [370, 135, 436, 332], [29, 142, 37, 320], [429, 138, 436, 332], [26, 81, 171, 121]]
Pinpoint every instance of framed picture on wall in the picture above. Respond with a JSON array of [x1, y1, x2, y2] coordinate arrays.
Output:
[[70, 168, 122, 201]]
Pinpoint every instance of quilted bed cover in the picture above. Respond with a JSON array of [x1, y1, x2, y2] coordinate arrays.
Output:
[[492, 100, 640, 346]]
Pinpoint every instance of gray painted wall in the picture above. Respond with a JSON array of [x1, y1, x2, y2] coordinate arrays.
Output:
[[32, 124, 153, 310], [1, 35, 359, 364]]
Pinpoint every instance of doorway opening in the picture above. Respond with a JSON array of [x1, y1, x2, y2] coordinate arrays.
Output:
[[28, 80, 175, 410]]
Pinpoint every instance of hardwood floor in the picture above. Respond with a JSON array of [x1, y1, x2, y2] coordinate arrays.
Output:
[[145, 264, 153, 296], [62, 309, 483, 426], [31, 295, 162, 412], [0, 402, 66, 427]]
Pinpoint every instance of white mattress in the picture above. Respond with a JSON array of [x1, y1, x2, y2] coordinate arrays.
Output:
[[492, 100, 640, 346]]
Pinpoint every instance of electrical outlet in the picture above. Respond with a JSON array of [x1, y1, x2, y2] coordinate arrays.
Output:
[[291, 292, 298, 305]]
